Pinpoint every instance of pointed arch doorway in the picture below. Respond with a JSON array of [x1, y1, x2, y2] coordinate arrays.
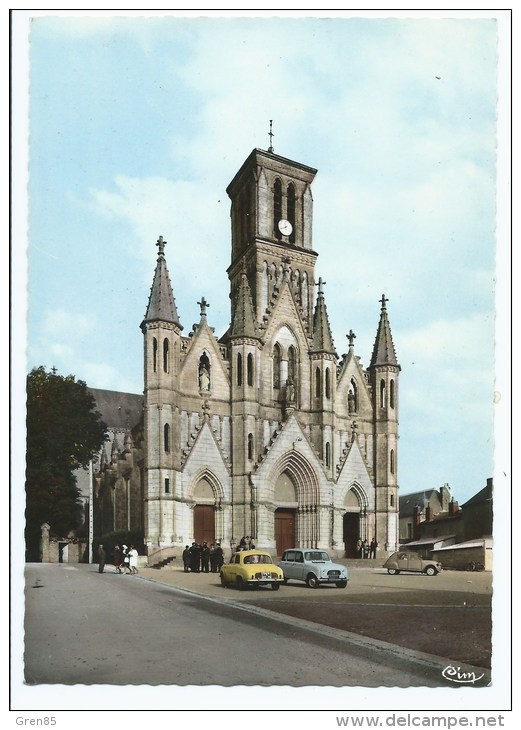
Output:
[[275, 509, 295, 556], [194, 505, 215, 545], [343, 513, 360, 558], [343, 484, 366, 558], [274, 471, 297, 556], [193, 476, 217, 545]]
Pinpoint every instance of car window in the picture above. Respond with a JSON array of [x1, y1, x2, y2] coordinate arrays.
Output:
[[244, 554, 273, 565], [283, 551, 296, 562], [304, 551, 329, 561], [295, 552, 303, 563]]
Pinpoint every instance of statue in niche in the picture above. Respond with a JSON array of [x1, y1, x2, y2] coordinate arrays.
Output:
[[285, 377, 295, 403], [199, 353, 211, 391], [348, 389, 356, 414]]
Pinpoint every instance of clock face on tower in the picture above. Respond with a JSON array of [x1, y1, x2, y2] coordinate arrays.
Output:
[[278, 219, 293, 236]]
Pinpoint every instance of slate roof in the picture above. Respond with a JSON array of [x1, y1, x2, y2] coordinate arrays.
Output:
[[88, 387, 144, 430]]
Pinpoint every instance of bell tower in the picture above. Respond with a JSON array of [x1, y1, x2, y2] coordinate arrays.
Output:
[[226, 139, 318, 329]]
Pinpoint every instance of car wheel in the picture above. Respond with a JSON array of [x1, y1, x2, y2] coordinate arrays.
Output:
[[271, 583, 280, 591], [220, 573, 228, 587], [236, 576, 246, 591], [425, 566, 437, 576], [336, 580, 347, 588], [306, 573, 319, 589], [387, 568, 400, 575]]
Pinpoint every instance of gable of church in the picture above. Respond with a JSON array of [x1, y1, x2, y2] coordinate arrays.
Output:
[[179, 319, 230, 400]]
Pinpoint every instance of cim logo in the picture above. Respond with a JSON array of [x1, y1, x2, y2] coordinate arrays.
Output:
[[442, 665, 485, 684]]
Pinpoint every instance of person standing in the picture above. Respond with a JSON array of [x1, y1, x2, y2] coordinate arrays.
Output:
[[97, 544, 106, 573], [190, 542, 201, 573], [363, 539, 369, 558], [183, 545, 191, 573], [113, 545, 123, 574], [370, 538, 378, 559], [201, 542, 210, 573], [128, 545, 139, 574], [121, 544, 131, 574], [215, 543, 224, 572], [209, 544, 217, 572]]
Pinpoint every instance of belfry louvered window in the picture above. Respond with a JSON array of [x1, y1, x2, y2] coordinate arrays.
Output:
[[247, 353, 254, 386], [237, 353, 242, 386], [273, 178, 282, 239], [287, 183, 296, 243], [163, 338, 169, 373]]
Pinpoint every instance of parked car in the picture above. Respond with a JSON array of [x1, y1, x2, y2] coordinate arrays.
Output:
[[220, 550, 284, 591], [383, 551, 442, 576], [279, 548, 349, 588]]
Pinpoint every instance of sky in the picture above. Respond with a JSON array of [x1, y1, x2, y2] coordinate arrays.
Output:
[[12, 9, 510, 509]]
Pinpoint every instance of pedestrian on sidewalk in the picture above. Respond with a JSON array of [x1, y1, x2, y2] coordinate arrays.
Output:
[[370, 538, 378, 559], [215, 543, 224, 571], [121, 544, 131, 574], [183, 545, 191, 573], [128, 545, 139, 574], [201, 542, 210, 573], [113, 545, 123, 574], [97, 544, 106, 573]]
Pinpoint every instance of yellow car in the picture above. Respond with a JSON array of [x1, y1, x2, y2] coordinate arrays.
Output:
[[220, 550, 284, 591]]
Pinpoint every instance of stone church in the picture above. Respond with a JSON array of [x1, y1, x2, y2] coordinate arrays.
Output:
[[92, 144, 401, 561]]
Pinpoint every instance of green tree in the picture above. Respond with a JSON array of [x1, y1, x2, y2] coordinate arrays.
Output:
[[25, 366, 108, 561]]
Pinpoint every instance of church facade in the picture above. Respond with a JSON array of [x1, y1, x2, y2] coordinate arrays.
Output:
[[93, 145, 401, 560]]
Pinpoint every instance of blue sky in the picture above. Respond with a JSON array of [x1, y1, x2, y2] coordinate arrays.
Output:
[[13, 10, 510, 506]]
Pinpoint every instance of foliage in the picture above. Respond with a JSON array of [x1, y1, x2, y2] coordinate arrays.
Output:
[[25, 366, 108, 561]]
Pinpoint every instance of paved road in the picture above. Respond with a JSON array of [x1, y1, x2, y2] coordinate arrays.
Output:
[[23, 563, 488, 688]]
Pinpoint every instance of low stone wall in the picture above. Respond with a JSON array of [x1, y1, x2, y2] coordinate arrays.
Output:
[[431, 545, 492, 571]]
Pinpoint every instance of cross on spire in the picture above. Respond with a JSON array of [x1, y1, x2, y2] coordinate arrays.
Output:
[[347, 329, 356, 347], [379, 293, 389, 310], [156, 235, 166, 257], [316, 277, 327, 295], [51, 366, 57, 375], [268, 119, 274, 153], [198, 296, 210, 316]]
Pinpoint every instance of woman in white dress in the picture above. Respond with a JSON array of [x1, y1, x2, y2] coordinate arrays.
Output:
[[128, 545, 138, 574]]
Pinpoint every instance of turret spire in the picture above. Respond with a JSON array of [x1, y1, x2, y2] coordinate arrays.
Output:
[[141, 236, 182, 330], [369, 294, 399, 368], [230, 272, 259, 339], [311, 278, 336, 354]]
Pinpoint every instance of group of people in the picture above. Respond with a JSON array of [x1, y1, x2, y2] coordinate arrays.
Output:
[[236, 535, 255, 551], [356, 537, 378, 559], [97, 543, 139, 574], [183, 542, 224, 573]]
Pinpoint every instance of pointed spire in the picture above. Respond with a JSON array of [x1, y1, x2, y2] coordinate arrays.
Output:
[[141, 236, 182, 330], [311, 277, 336, 353], [100, 444, 108, 468], [369, 294, 399, 368], [230, 272, 260, 339], [124, 427, 133, 453], [110, 432, 119, 464]]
